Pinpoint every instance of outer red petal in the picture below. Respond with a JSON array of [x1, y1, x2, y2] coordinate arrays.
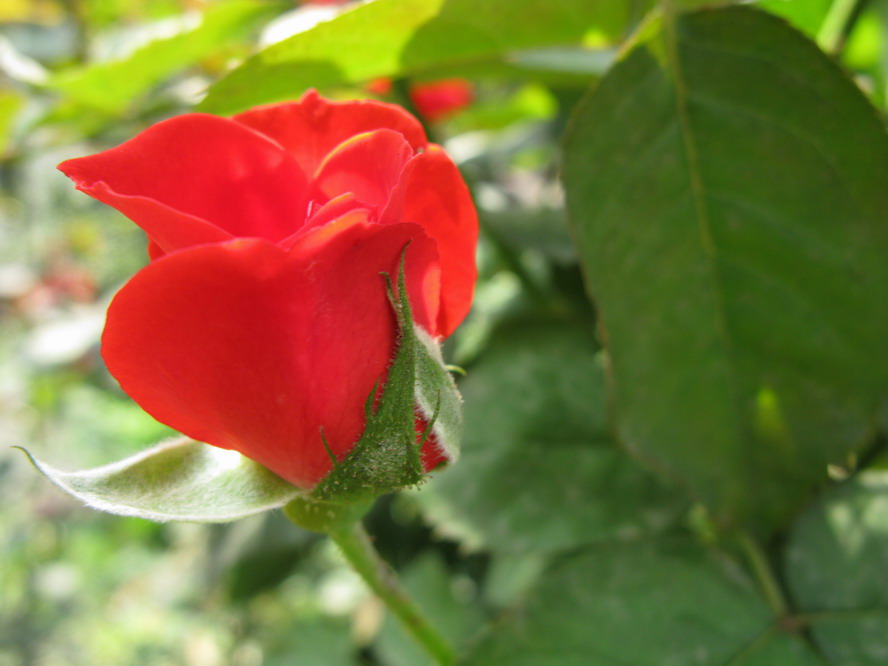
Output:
[[311, 129, 414, 212], [381, 146, 478, 337], [233, 89, 427, 176], [102, 213, 441, 488], [58, 114, 310, 255]]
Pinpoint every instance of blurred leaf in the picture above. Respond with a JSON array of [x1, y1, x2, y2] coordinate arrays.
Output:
[[261, 617, 356, 666], [481, 207, 577, 265], [50, 0, 284, 115], [0, 88, 24, 155], [375, 552, 484, 665], [223, 513, 315, 600], [562, 5, 888, 532], [843, 8, 883, 70], [403, 53, 607, 92], [842, 7, 886, 108], [416, 322, 684, 554], [758, 0, 833, 36], [0, 0, 62, 23], [446, 83, 557, 133], [200, 0, 651, 114], [81, 0, 182, 29], [785, 471, 888, 664], [19, 437, 300, 522], [463, 538, 820, 665]]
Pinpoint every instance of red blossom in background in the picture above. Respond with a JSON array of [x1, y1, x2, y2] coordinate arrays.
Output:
[[58, 90, 478, 489], [367, 78, 475, 122], [409, 79, 474, 122]]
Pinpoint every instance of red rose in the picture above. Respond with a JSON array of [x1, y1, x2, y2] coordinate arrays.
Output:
[[58, 90, 477, 489]]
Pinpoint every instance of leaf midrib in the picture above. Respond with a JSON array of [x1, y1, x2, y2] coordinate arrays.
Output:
[[660, 5, 748, 454]]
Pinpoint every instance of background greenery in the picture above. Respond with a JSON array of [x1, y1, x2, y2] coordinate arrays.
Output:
[[2, 0, 887, 664]]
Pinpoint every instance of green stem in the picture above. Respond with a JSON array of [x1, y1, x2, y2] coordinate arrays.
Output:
[[737, 531, 789, 618], [329, 522, 456, 665]]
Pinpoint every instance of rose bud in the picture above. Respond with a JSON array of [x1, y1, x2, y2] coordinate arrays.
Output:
[[58, 90, 477, 493]]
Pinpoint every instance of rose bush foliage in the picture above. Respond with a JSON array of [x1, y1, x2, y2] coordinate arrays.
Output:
[[59, 90, 478, 489]]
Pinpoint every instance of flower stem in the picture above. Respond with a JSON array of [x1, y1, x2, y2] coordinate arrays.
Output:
[[328, 521, 456, 665]]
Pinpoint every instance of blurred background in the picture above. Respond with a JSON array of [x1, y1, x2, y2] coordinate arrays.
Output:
[[1, 0, 886, 664]]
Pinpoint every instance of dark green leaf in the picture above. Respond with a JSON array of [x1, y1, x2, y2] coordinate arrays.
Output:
[[416, 322, 683, 554], [463, 538, 819, 665], [563, 5, 888, 531], [18, 438, 300, 522], [786, 472, 888, 664]]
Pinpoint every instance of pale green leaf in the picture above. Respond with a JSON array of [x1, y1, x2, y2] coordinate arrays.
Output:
[[199, 0, 648, 114], [0, 88, 23, 155], [19, 438, 300, 523], [758, 0, 833, 37], [50, 0, 284, 114]]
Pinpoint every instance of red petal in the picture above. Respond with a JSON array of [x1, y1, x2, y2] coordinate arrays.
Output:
[[285, 193, 367, 245], [233, 90, 427, 176], [58, 114, 310, 255], [381, 146, 478, 337], [102, 213, 441, 488], [417, 418, 449, 472], [311, 129, 414, 212]]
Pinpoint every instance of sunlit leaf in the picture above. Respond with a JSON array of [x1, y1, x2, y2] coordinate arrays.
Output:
[[0, 89, 24, 155], [200, 0, 649, 114], [786, 472, 888, 664], [50, 0, 285, 114], [19, 438, 300, 522], [758, 0, 832, 37]]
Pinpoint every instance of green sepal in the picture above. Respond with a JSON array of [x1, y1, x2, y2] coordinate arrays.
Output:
[[287, 249, 463, 530]]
